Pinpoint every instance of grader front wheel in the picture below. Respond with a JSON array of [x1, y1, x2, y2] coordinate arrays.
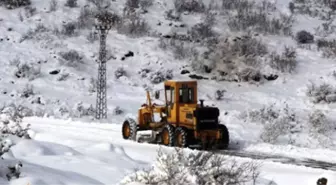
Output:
[[122, 118, 137, 141], [217, 124, 229, 149]]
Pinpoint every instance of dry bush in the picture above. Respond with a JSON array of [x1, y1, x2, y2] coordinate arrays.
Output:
[[306, 81, 336, 103], [87, 0, 111, 10], [225, 0, 293, 35], [49, 0, 57, 11], [58, 50, 84, 67], [244, 103, 299, 144], [308, 109, 333, 135], [19, 23, 49, 42], [174, 0, 205, 13], [65, 0, 77, 8], [117, 12, 150, 38], [295, 30, 314, 44], [188, 12, 217, 41], [193, 34, 267, 82], [11, 58, 41, 81], [121, 148, 261, 185], [77, 7, 97, 29], [0, 0, 31, 9], [316, 39, 336, 58], [159, 37, 197, 60], [270, 46, 297, 73]]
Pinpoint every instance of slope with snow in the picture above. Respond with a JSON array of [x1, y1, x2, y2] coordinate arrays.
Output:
[[1, 0, 336, 184]]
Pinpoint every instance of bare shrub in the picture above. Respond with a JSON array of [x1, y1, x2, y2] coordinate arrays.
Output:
[[113, 106, 123, 115], [270, 46, 297, 73], [49, 0, 57, 11], [0, 0, 31, 9], [316, 39, 336, 58], [174, 0, 205, 13], [58, 50, 84, 67], [65, 0, 77, 8], [115, 67, 127, 79], [308, 109, 333, 135], [125, 0, 139, 9], [199, 35, 267, 81], [164, 9, 181, 21], [61, 22, 78, 37], [245, 103, 298, 144], [87, 0, 111, 10], [188, 12, 217, 41], [88, 77, 96, 93], [295, 30, 314, 44], [215, 89, 226, 100], [57, 72, 70, 81], [121, 148, 261, 185], [19, 84, 35, 98], [226, 1, 293, 35], [11, 58, 41, 81], [140, 0, 153, 11], [306, 81, 336, 103], [159, 38, 197, 60], [77, 7, 96, 29], [117, 13, 150, 38], [149, 69, 173, 84], [19, 23, 49, 42], [23, 5, 36, 18], [87, 31, 98, 43], [72, 102, 95, 118]]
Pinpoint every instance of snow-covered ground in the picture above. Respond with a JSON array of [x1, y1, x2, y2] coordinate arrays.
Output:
[[1, 0, 336, 183], [0, 117, 333, 185]]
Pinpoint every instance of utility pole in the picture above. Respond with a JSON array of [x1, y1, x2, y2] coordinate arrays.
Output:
[[94, 11, 115, 120]]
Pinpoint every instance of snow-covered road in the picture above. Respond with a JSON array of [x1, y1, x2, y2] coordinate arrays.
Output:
[[0, 116, 332, 185]]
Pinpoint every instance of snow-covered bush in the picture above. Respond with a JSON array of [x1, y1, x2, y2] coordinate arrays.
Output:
[[19, 84, 35, 98], [11, 58, 41, 81], [193, 34, 267, 82], [117, 13, 150, 38], [149, 69, 173, 84], [58, 50, 84, 67], [270, 46, 297, 73], [60, 21, 78, 37], [113, 106, 123, 115], [57, 72, 70, 81], [244, 103, 299, 144], [306, 82, 336, 103], [308, 109, 333, 135], [214, 89, 226, 100], [87, 31, 98, 43], [295, 30, 314, 44], [159, 38, 196, 60], [19, 23, 49, 42], [0, 0, 31, 9], [115, 67, 127, 79], [125, 0, 139, 9], [174, 0, 205, 13], [188, 12, 217, 41], [121, 148, 261, 185], [226, 0, 293, 35], [139, 0, 153, 11], [65, 0, 77, 8], [72, 102, 95, 118], [88, 77, 97, 93], [49, 0, 57, 11], [316, 39, 336, 58], [77, 7, 97, 29]]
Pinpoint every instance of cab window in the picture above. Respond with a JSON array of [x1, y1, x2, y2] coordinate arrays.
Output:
[[179, 86, 194, 103]]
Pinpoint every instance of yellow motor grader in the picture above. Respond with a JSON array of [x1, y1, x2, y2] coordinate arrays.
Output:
[[121, 80, 229, 149]]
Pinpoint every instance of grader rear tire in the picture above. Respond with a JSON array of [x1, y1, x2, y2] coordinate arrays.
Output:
[[217, 124, 229, 149], [175, 127, 189, 148], [161, 124, 175, 146], [122, 118, 137, 141]]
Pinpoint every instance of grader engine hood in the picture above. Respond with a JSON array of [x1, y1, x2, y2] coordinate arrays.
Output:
[[193, 107, 220, 130]]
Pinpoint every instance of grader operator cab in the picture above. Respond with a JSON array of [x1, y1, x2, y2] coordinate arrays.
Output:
[[121, 80, 229, 150]]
